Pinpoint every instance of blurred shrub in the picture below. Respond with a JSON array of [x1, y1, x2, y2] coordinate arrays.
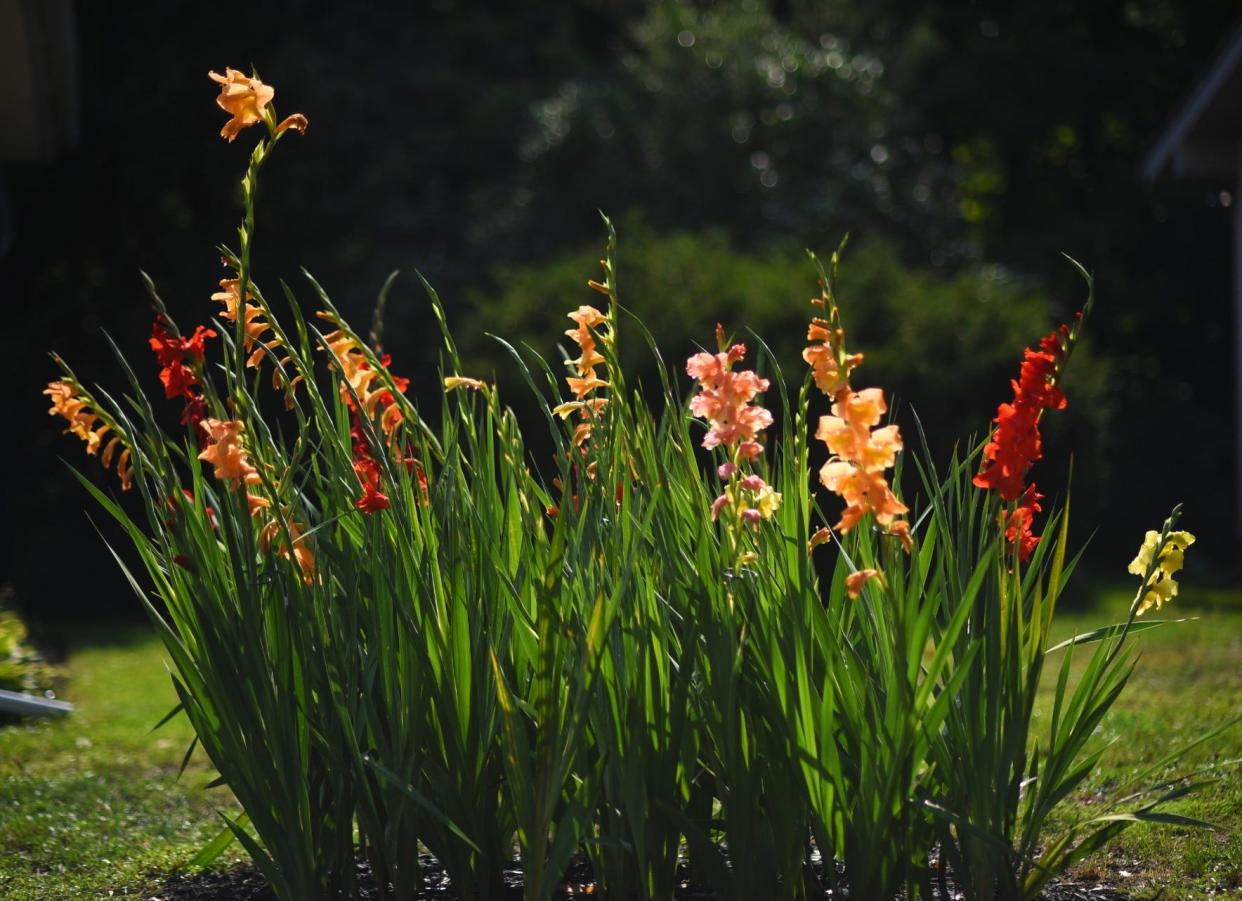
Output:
[[464, 224, 1113, 472], [0, 590, 57, 696]]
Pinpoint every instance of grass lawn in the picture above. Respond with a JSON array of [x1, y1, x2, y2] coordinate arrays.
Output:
[[0, 624, 246, 899], [1038, 584, 1242, 900], [0, 586, 1237, 900]]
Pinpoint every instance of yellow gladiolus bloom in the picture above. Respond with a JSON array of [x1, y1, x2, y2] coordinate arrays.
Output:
[[1127, 529, 1195, 615]]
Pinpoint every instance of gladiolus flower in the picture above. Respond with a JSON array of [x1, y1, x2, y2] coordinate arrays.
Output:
[[161, 363, 196, 399], [149, 321, 215, 370], [815, 387, 908, 536], [688, 330, 779, 535], [180, 394, 208, 435], [209, 69, 275, 142], [808, 526, 832, 554], [804, 317, 863, 398], [819, 461, 907, 532], [275, 113, 308, 137], [214, 276, 301, 378], [444, 375, 486, 392], [738, 441, 763, 460], [317, 320, 409, 439], [711, 479, 782, 526], [801, 295, 911, 550], [888, 519, 913, 554], [353, 457, 391, 513], [259, 515, 316, 585], [846, 569, 884, 599], [150, 317, 213, 409], [752, 483, 782, 520], [686, 342, 772, 451], [973, 326, 1069, 502], [1004, 485, 1043, 563], [197, 419, 261, 490], [349, 420, 392, 514], [44, 379, 132, 490], [559, 305, 610, 446], [1128, 529, 1195, 614], [816, 388, 903, 473]]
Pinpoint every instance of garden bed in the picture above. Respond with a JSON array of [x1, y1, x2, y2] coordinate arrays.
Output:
[[147, 855, 1136, 900]]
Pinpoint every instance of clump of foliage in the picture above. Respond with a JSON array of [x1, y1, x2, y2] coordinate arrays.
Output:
[[0, 590, 58, 698], [41, 69, 1230, 901]]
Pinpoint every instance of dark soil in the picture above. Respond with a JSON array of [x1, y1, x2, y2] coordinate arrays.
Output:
[[146, 855, 1133, 900]]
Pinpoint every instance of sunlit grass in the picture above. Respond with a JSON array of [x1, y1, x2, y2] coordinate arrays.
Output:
[[0, 623, 245, 900], [1040, 586, 1242, 900]]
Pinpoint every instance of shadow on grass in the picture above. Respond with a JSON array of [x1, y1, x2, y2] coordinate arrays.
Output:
[[156, 865, 275, 901]]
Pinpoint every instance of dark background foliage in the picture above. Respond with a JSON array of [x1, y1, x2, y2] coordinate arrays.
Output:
[[3, 0, 1238, 619]]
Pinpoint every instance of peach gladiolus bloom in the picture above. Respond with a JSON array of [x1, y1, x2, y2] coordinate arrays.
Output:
[[45, 380, 99, 445], [565, 305, 608, 392], [819, 463, 907, 532], [555, 305, 610, 446], [816, 388, 903, 473], [197, 419, 261, 490], [209, 69, 275, 142], [816, 387, 907, 534], [804, 318, 863, 398]]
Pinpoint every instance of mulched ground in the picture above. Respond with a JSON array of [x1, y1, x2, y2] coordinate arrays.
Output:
[[146, 855, 1133, 900]]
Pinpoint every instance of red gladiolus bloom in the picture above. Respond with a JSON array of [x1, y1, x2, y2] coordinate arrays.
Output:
[[353, 455, 391, 513], [150, 321, 215, 370], [180, 393, 209, 438], [1004, 484, 1044, 562], [150, 320, 216, 430], [973, 326, 1068, 502], [159, 361, 198, 400]]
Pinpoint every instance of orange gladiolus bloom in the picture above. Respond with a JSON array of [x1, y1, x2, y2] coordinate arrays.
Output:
[[212, 278, 282, 367], [819, 462, 907, 532], [816, 388, 903, 473], [317, 321, 409, 438], [45, 379, 133, 490], [275, 113, 308, 137], [259, 515, 317, 585], [846, 568, 883, 599], [208, 69, 275, 142], [197, 419, 261, 490]]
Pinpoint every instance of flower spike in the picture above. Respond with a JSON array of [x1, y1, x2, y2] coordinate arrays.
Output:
[[44, 379, 133, 491]]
